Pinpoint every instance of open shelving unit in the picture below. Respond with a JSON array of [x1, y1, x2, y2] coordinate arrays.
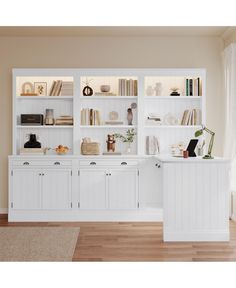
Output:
[[12, 68, 206, 156]]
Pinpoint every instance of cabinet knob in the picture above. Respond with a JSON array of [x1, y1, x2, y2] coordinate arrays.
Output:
[[54, 162, 60, 165], [23, 161, 29, 165], [42, 173, 44, 176], [121, 162, 127, 165], [155, 163, 161, 168], [90, 162, 96, 165], [109, 173, 111, 176], [39, 173, 41, 176]]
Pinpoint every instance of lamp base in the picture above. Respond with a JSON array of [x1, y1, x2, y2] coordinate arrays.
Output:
[[203, 154, 214, 159]]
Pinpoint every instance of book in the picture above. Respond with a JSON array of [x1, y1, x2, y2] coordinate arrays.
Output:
[[105, 121, 124, 125], [20, 148, 45, 155], [102, 152, 122, 155]]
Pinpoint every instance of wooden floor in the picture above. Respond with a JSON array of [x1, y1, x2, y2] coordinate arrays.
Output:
[[1, 215, 236, 261]]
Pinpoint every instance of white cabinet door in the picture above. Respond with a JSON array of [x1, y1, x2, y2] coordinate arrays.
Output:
[[12, 169, 41, 210], [79, 169, 107, 209], [41, 169, 72, 210], [108, 169, 137, 209]]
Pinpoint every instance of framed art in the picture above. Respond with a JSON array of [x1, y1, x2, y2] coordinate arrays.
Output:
[[34, 82, 47, 96]]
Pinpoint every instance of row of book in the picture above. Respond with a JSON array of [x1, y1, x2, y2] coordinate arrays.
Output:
[[118, 79, 138, 96], [49, 80, 73, 96], [81, 108, 102, 125], [185, 78, 202, 96], [181, 109, 201, 125], [55, 115, 73, 125]]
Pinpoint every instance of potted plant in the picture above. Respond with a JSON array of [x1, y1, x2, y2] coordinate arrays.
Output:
[[114, 128, 136, 154]]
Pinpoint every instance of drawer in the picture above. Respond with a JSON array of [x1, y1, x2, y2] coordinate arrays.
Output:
[[12, 159, 72, 167], [80, 160, 139, 167]]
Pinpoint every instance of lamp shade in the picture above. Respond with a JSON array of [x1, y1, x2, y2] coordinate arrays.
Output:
[[195, 129, 203, 137]]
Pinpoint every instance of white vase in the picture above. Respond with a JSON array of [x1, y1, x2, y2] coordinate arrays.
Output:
[[126, 142, 132, 154]]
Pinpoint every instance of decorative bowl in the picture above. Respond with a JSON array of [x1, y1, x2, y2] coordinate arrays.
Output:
[[100, 85, 111, 93]]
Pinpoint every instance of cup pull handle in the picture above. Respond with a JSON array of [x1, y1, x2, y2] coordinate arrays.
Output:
[[54, 162, 60, 165], [121, 162, 127, 165], [155, 163, 161, 168], [23, 162, 29, 165], [90, 162, 96, 165]]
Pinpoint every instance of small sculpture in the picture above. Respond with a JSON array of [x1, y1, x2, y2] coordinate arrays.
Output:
[[127, 108, 133, 125], [154, 82, 162, 96], [82, 78, 93, 96], [106, 134, 116, 152]]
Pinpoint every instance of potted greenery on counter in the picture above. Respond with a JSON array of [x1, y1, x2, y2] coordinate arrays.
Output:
[[114, 128, 136, 154]]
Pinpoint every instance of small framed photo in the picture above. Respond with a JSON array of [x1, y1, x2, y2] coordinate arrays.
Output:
[[34, 82, 47, 96]]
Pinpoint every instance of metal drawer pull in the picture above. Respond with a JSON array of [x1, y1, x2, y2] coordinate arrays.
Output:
[[90, 162, 96, 165], [121, 162, 127, 165], [54, 162, 60, 165], [155, 163, 161, 168], [23, 162, 29, 165]]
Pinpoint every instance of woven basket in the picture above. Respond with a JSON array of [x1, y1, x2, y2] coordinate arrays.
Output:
[[81, 142, 100, 155]]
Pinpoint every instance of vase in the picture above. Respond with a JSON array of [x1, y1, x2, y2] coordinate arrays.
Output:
[[126, 142, 132, 154], [154, 82, 162, 96], [24, 134, 41, 148]]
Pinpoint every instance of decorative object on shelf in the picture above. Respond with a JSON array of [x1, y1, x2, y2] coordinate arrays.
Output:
[[109, 111, 119, 121], [130, 102, 137, 109], [183, 150, 189, 158], [82, 78, 93, 96], [45, 109, 54, 125], [127, 108, 133, 125], [163, 113, 179, 125], [146, 85, 154, 96], [146, 136, 160, 155], [195, 125, 215, 159], [154, 82, 162, 96], [114, 128, 136, 154], [55, 145, 69, 155], [24, 134, 41, 148], [106, 134, 116, 152], [20, 114, 44, 126], [81, 138, 100, 155], [197, 140, 205, 156], [170, 142, 185, 156], [55, 115, 73, 125], [34, 82, 47, 96], [21, 82, 38, 96], [170, 87, 180, 96], [100, 85, 111, 93], [146, 113, 162, 125]]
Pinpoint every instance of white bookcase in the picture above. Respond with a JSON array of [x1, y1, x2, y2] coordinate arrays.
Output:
[[12, 68, 206, 156]]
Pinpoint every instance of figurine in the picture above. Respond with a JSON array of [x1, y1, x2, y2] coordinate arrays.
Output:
[[127, 108, 133, 125], [82, 78, 93, 96], [106, 134, 116, 152]]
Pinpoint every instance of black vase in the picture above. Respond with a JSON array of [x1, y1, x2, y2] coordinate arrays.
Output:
[[24, 134, 41, 148]]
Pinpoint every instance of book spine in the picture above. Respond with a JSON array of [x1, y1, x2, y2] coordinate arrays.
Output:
[[189, 79, 193, 96], [186, 79, 188, 96]]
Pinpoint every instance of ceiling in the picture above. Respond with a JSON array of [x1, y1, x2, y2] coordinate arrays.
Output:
[[0, 26, 231, 37]]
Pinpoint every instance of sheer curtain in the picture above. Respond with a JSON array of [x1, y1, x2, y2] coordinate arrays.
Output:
[[223, 44, 236, 219]]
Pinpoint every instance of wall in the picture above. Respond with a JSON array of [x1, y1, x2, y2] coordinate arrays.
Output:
[[0, 35, 224, 209]]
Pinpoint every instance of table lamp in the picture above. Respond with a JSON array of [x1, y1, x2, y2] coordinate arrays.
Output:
[[194, 125, 215, 159]]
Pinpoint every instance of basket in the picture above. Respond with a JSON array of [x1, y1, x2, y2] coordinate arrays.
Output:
[[81, 142, 100, 155]]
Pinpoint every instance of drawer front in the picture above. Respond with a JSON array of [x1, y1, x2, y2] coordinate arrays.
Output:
[[80, 160, 139, 167], [12, 159, 72, 167]]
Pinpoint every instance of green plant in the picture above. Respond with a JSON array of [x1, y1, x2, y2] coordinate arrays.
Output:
[[114, 129, 136, 143]]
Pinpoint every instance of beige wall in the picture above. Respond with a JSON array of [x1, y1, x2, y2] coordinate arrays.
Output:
[[0, 36, 224, 209]]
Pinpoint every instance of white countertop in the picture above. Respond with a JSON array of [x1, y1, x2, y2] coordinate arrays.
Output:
[[155, 154, 230, 163]]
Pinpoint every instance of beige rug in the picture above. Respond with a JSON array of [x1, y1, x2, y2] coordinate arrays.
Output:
[[0, 227, 80, 261]]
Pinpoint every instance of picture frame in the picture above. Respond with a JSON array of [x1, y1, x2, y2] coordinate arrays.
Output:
[[34, 82, 47, 96]]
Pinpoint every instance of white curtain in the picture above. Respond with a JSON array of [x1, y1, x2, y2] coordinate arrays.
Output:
[[223, 43, 236, 191]]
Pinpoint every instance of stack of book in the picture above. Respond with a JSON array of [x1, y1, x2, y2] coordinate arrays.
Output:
[[146, 113, 162, 125], [55, 115, 73, 125], [181, 109, 201, 125], [118, 79, 138, 96], [94, 92, 116, 96], [185, 78, 202, 96], [61, 81, 73, 96], [20, 148, 45, 155], [104, 120, 124, 125], [81, 108, 102, 125]]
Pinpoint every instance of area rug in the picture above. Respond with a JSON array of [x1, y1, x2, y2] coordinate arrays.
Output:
[[0, 227, 80, 261]]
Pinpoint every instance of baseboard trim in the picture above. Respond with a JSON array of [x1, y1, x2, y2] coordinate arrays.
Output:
[[0, 208, 8, 214]]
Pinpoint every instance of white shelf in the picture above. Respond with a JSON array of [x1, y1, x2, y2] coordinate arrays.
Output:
[[16, 96, 73, 100], [17, 125, 73, 129], [144, 125, 201, 128], [80, 125, 137, 129], [144, 96, 201, 99], [80, 96, 137, 99]]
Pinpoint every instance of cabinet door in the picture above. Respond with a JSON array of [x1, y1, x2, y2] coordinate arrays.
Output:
[[108, 169, 137, 209], [41, 169, 72, 209], [12, 169, 41, 209], [79, 169, 107, 209]]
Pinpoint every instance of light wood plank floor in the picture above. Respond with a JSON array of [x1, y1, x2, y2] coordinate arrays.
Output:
[[1, 215, 236, 261]]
